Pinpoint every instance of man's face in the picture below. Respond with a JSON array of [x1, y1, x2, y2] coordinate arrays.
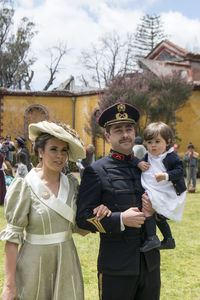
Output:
[[105, 123, 135, 155]]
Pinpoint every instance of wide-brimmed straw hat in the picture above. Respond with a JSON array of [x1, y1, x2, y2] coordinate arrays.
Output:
[[29, 121, 86, 162]]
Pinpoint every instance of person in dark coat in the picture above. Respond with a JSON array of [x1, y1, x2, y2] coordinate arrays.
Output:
[[0, 152, 6, 205], [185, 143, 199, 190], [15, 137, 32, 171], [76, 103, 161, 300], [76, 144, 95, 178], [1, 136, 15, 164]]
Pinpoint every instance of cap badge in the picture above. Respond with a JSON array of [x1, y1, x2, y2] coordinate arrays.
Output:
[[116, 104, 128, 120]]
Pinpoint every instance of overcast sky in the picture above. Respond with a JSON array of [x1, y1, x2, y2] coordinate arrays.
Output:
[[12, 0, 200, 90]]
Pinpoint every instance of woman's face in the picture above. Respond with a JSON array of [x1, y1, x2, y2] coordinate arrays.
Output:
[[38, 137, 68, 173]]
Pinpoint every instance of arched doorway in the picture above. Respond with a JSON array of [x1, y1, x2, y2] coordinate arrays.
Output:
[[24, 104, 49, 144]]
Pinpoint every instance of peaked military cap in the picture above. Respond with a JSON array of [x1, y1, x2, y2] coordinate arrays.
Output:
[[98, 102, 140, 128]]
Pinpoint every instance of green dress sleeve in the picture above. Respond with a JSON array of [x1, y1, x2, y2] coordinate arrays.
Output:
[[0, 177, 32, 244]]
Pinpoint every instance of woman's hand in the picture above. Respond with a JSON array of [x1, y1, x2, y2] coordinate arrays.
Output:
[[2, 242, 18, 300], [1, 284, 18, 300], [93, 204, 111, 221]]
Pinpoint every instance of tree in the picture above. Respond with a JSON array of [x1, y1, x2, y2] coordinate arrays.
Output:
[[148, 72, 193, 135], [84, 107, 107, 155], [98, 72, 151, 135], [43, 43, 69, 91], [0, 0, 36, 89], [96, 71, 192, 136], [134, 14, 166, 59], [0, 1, 69, 90], [80, 31, 136, 89]]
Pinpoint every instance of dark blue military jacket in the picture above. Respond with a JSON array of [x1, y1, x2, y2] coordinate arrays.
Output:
[[76, 151, 160, 276]]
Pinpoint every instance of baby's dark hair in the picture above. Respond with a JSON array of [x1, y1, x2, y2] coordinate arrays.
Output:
[[143, 122, 173, 150]]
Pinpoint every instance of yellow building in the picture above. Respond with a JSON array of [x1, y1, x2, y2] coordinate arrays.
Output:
[[0, 88, 110, 157], [0, 85, 200, 158], [1, 40, 200, 158]]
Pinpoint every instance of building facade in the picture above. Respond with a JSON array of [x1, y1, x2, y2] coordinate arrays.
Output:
[[1, 40, 200, 158]]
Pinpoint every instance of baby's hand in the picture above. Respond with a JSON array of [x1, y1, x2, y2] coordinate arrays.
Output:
[[155, 173, 166, 182], [138, 161, 150, 172]]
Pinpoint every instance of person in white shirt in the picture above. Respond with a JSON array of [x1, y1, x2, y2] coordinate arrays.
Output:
[[15, 152, 28, 178], [133, 136, 147, 159]]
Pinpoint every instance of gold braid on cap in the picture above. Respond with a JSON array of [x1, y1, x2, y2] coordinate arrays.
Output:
[[104, 103, 137, 127], [116, 103, 128, 120]]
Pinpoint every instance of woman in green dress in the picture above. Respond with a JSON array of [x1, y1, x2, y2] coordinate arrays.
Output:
[[0, 121, 110, 300]]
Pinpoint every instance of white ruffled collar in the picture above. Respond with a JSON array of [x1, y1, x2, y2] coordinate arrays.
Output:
[[25, 168, 75, 223], [26, 168, 69, 203], [148, 147, 174, 161]]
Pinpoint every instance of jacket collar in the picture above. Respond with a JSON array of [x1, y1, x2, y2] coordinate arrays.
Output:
[[109, 149, 134, 161], [25, 168, 75, 224]]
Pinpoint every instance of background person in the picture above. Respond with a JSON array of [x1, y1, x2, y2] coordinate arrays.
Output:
[[185, 143, 199, 191], [5, 135, 15, 164], [0, 136, 4, 149], [15, 152, 28, 178], [76, 144, 95, 178], [1, 150, 14, 189], [133, 136, 147, 159], [76, 103, 160, 300], [173, 143, 178, 153], [15, 137, 32, 171], [1, 136, 15, 164], [0, 120, 110, 300], [0, 152, 6, 205]]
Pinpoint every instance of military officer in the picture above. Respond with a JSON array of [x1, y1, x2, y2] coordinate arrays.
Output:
[[76, 102, 161, 300]]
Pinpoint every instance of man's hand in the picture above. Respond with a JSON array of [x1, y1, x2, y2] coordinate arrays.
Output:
[[121, 207, 145, 228], [155, 172, 166, 182], [142, 193, 155, 216], [93, 205, 111, 221]]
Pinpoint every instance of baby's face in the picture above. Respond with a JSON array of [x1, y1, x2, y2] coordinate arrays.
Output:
[[146, 134, 167, 156]]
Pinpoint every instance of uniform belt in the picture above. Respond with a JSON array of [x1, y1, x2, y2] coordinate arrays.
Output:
[[25, 231, 72, 245]]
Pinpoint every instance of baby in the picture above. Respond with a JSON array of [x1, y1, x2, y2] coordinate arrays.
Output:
[[139, 122, 186, 252]]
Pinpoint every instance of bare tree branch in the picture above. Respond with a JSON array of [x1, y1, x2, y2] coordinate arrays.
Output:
[[80, 31, 137, 88], [43, 43, 69, 91]]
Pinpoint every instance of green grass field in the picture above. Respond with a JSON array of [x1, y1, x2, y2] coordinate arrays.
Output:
[[1, 186, 200, 299]]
